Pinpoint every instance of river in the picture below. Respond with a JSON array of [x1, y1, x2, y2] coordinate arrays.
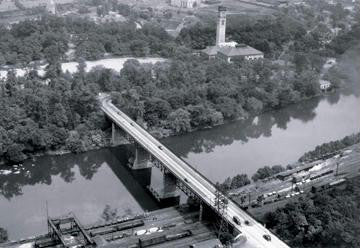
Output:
[[1, 47, 359, 240]]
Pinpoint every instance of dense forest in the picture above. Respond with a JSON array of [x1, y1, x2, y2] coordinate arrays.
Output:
[[0, 65, 106, 163], [0, 15, 174, 65], [299, 133, 360, 162], [110, 55, 321, 134], [265, 176, 360, 248], [0, 1, 359, 165]]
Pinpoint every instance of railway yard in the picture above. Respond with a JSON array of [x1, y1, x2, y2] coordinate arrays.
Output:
[[230, 143, 360, 219], [1, 206, 220, 248]]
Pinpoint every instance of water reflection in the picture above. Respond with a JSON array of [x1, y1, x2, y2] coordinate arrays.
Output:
[[163, 88, 359, 182], [0, 148, 161, 240], [163, 96, 322, 157], [107, 146, 160, 211], [0, 146, 161, 211], [162, 46, 360, 165], [0, 150, 103, 199]]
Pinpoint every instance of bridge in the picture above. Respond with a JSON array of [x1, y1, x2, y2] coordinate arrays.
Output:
[[99, 94, 290, 248]]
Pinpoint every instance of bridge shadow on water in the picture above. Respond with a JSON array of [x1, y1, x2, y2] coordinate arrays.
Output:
[[106, 145, 161, 211]]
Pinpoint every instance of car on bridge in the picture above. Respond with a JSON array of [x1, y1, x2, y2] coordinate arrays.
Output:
[[233, 216, 241, 226], [263, 234, 272, 241]]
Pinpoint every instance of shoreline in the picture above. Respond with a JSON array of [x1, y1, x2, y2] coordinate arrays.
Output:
[[0, 88, 338, 168]]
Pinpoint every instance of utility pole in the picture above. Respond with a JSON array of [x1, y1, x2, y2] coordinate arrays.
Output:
[[199, 202, 203, 222], [335, 162, 339, 177], [214, 187, 229, 242]]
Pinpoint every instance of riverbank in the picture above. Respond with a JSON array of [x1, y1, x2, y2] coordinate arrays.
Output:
[[226, 141, 360, 220], [1, 43, 359, 167], [1, 74, 360, 239], [0, 87, 345, 168]]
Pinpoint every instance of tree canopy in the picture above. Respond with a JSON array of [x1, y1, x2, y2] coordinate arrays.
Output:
[[265, 177, 360, 248]]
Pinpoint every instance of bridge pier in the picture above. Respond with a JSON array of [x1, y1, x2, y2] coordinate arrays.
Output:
[[130, 144, 152, 170], [163, 171, 178, 195], [148, 171, 180, 207], [111, 122, 125, 146]]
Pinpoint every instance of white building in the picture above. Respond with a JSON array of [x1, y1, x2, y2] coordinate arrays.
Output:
[[170, 0, 201, 8], [202, 6, 264, 62], [47, 0, 56, 15], [217, 45, 264, 62], [319, 80, 331, 90]]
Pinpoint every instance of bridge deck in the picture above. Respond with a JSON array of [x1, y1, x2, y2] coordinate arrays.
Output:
[[100, 94, 289, 248]]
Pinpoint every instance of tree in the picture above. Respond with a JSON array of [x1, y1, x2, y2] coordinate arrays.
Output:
[[144, 98, 171, 126], [65, 131, 85, 153], [245, 97, 263, 114], [129, 40, 150, 57], [120, 59, 150, 86], [51, 103, 68, 127], [4, 70, 17, 96], [6, 144, 27, 163], [230, 174, 251, 189], [167, 108, 191, 133], [271, 165, 285, 174], [251, 165, 284, 181], [215, 96, 239, 119], [45, 61, 62, 79], [293, 53, 308, 73], [264, 177, 360, 248]]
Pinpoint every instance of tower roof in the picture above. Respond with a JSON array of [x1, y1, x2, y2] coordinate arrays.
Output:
[[218, 6, 227, 11]]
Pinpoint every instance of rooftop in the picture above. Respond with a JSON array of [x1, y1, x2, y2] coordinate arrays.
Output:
[[218, 45, 264, 57], [320, 80, 331, 86], [202, 45, 263, 57], [202, 46, 219, 56]]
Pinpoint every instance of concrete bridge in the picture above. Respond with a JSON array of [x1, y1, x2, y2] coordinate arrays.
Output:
[[99, 94, 290, 248]]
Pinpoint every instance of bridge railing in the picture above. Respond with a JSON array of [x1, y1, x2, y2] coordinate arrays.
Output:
[[102, 98, 290, 247], [103, 100, 238, 218]]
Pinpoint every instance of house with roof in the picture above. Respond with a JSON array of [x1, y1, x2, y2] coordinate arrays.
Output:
[[319, 80, 331, 90], [201, 6, 264, 62], [170, 0, 201, 8], [217, 44, 264, 62]]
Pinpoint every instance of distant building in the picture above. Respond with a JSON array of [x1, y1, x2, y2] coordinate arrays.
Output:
[[170, 0, 201, 8], [216, 6, 227, 46], [275, 162, 319, 181], [201, 6, 264, 62], [47, 0, 56, 15], [319, 80, 331, 90], [217, 44, 264, 62]]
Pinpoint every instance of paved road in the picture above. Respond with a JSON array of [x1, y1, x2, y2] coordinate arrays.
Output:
[[99, 94, 290, 248]]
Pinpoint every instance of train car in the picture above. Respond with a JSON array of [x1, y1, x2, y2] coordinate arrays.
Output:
[[116, 219, 144, 231], [89, 219, 144, 237], [138, 234, 167, 247], [166, 230, 192, 241]]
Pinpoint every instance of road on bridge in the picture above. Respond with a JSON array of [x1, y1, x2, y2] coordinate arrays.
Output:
[[99, 94, 290, 248]]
